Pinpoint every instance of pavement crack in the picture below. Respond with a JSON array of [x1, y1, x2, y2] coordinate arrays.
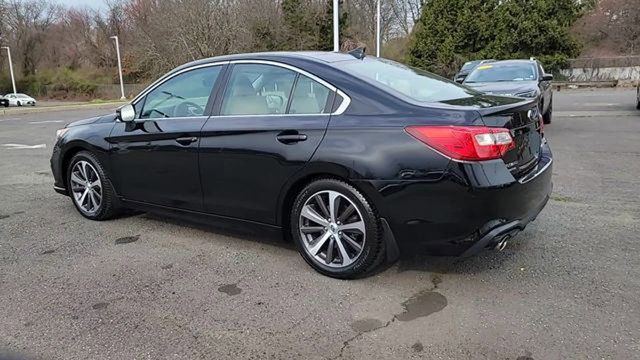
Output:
[[334, 275, 443, 359], [335, 316, 397, 359]]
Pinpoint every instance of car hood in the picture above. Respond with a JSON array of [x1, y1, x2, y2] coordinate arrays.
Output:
[[463, 81, 538, 96], [66, 113, 117, 128]]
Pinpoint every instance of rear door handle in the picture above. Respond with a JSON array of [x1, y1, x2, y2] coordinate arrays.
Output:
[[276, 133, 307, 144], [176, 136, 198, 145]]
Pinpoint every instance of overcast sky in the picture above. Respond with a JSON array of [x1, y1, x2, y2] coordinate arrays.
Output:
[[54, 0, 107, 11]]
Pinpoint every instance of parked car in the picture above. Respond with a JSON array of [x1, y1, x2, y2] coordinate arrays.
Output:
[[0, 95, 8, 107], [51, 52, 552, 278], [454, 59, 495, 83], [5, 93, 37, 106], [463, 59, 554, 124]]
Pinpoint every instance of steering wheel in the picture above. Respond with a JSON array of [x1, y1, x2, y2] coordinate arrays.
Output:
[[173, 101, 204, 117]]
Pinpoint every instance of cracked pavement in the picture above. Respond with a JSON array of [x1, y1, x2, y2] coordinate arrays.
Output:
[[1, 88, 639, 359]]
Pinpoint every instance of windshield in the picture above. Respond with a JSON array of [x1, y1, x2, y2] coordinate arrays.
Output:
[[465, 63, 536, 83], [460, 61, 482, 72], [342, 58, 479, 102]]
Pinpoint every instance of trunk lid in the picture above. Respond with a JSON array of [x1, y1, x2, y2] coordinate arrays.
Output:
[[475, 98, 543, 177]]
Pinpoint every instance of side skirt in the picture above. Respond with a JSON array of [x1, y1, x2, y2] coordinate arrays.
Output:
[[120, 198, 285, 241]]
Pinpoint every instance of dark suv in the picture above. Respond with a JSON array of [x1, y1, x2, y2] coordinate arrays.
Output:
[[463, 59, 554, 124]]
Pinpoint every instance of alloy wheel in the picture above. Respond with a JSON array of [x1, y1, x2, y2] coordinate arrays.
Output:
[[70, 160, 102, 214], [298, 190, 366, 268]]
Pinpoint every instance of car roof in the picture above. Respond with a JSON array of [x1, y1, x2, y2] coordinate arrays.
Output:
[[485, 59, 537, 66], [181, 51, 354, 67]]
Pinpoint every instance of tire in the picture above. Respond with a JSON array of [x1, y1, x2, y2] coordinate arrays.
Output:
[[291, 178, 384, 279], [67, 151, 119, 220], [17, 101, 21, 107], [543, 98, 552, 124], [636, 89, 640, 110]]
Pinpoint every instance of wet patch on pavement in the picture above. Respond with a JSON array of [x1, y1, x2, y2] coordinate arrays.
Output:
[[92, 302, 109, 310], [0, 214, 9, 220], [41, 249, 55, 255], [516, 351, 534, 360], [550, 195, 577, 203], [411, 342, 424, 352], [161, 264, 173, 270], [218, 283, 242, 296], [115, 235, 139, 245], [396, 291, 447, 322], [350, 318, 384, 333]]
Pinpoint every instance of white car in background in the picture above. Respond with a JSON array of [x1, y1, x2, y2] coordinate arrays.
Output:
[[5, 93, 37, 106]]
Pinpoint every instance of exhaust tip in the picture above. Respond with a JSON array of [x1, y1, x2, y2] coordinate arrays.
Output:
[[494, 235, 510, 251]]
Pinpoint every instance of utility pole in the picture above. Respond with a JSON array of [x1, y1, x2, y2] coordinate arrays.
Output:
[[333, 0, 339, 52], [1, 46, 17, 94], [376, 0, 381, 57], [110, 36, 126, 100]]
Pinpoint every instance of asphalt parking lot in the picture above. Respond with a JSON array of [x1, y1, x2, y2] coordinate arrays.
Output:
[[1, 88, 639, 359]]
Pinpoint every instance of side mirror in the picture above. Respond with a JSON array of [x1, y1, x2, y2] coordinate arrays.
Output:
[[542, 74, 554, 81], [117, 104, 136, 122]]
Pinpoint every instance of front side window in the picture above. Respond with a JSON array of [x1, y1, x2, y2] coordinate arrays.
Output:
[[289, 75, 331, 114], [141, 66, 221, 119], [221, 64, 297, 116]]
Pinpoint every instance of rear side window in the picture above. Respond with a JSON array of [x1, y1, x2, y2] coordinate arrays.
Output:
[[289, 75, 331, 114], [343, 58, 479, 103], [221, 64, 297, 116]]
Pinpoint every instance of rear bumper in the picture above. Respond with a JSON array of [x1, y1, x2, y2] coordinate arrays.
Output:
[[356, 142, 553, 256], [460, 192, 549, 257]]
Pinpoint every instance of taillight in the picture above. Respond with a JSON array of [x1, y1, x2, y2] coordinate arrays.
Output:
[[405, 126, 515, 161]]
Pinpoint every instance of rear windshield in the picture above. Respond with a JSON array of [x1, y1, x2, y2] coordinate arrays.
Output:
[[342, 58, 479, 103], [465, 63, 536, 83]]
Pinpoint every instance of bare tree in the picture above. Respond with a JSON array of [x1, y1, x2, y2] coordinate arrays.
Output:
[[389, 0, 421, 37], [5, 0, 62, 76]]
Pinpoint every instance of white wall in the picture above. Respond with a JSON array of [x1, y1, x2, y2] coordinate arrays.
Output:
[[560, 66, 640, 82]]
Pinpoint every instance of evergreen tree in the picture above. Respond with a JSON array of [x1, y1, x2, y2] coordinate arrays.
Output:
[[407, 0, 585, 76]]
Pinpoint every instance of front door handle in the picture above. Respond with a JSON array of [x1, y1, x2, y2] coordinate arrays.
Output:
[[276, 132, 307, 144], [176, 136, 198, 145]]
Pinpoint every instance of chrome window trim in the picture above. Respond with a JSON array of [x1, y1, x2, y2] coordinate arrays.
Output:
[[128, 59, 352, 118]]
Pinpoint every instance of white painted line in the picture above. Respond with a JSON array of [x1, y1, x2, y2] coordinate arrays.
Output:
[[0, 118, 19, 122], [2, 143, 47, 149], [29, 120, 63, 124]]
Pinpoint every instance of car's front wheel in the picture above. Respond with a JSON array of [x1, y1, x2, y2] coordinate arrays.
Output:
[[67, 151, 119, 220], [291, 179, 384, 278], [17, 101, 21, 107]]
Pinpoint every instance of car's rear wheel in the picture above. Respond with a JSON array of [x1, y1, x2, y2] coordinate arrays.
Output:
[[67, 151, 119, 220], [17, 101, 21, 107], [636, 88, 640, 110], [543, 98, 552, 124], [291, 179, 383, 278]]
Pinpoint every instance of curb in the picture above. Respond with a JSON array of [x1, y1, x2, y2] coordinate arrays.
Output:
[[0, 101, 127, 116]]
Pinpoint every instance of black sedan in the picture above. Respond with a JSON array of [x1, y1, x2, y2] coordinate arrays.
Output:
[[463, 59, 554, 124], [51, 52, 552, 278]]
